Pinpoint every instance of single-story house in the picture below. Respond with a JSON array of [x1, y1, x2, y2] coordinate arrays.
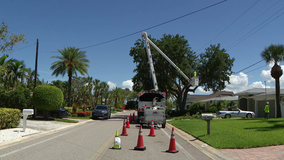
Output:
[[234, 88, 284, 118], [186, 91, 234, 110]]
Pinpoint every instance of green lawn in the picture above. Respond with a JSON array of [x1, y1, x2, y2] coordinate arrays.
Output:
[[168, 118, 284, 149]]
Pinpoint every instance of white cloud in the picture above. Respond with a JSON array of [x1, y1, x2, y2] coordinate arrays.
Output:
[[260, 65, 284, 88], [121, 80, 133, 91], [107, 81, 116, 90], [225, 72, 251, 93]]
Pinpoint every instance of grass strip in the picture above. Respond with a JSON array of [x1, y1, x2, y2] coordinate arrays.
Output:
[[168, 118, 284, 149]]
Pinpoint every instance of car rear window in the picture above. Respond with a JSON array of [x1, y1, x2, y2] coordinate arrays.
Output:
[[95, 106, 108, 110]]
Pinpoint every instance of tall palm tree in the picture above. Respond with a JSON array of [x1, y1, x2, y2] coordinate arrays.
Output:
[[51, 47, 90, 106], [25, 68, 39, 89], [83, 76, 94, 107], [99, 82, 109, 104], [112, 87, 122, 108], [6, 60, 27, 89], [93, 79, 101, 107], [261, 44, 284, 118]]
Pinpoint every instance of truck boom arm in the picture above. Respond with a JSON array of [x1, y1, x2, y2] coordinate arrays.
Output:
[[142, 31, 191, 91]]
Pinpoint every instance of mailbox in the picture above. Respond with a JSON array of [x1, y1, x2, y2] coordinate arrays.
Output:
[[22, 109, 34, 132], [202, 114, 214, 135], [22, 109, 34, 116], [202, 114, 213, 121]]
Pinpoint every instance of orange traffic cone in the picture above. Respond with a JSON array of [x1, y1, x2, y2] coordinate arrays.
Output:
[[126, 115, 130, 128], [134, 125, 146, 150], [129, 113, 133, 123], [121, 119, 128, 136], [166, 127, 179, 153], [148, 119, 155, 137], [133, 112, 136, 122]]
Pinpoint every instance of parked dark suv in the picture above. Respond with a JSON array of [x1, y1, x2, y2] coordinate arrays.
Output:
[[92, 105, 111, 119], [36, 108, 69, 119]]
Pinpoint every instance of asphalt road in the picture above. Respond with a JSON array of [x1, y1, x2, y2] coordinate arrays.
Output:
[[0, 110, 213, 160]]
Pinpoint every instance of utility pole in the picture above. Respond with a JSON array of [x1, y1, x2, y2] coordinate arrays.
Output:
[[264, 81, 267, 100], [33, 39, 39, 119], [34, 39, 39, 89]]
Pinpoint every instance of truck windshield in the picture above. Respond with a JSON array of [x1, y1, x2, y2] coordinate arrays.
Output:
[[139, 93, 164, 101]]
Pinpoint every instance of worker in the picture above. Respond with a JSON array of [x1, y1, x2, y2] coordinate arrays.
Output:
[[264, 101, 269, 120]]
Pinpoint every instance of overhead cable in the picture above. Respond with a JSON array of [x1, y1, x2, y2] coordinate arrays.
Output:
[[79, 0, 228, 50], [195, 0, 259, 53]]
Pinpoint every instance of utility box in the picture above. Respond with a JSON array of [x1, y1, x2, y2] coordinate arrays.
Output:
[[202, 114, 213, 135], [22, 109, 34, 132], [202, 114, 213, 121], [191, 77, 199, 86]]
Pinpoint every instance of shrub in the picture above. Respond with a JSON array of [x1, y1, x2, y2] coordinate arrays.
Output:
[[209, 105, 219, 113], [72, 111, 91, 117], [32, 85, 63, 119], [0, 87, 32, 110], [187, 101, 203, 115], [0, 108, 21, 129]]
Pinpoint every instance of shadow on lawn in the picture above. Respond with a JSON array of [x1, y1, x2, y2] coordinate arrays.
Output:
[[244, 122, 284, 131]]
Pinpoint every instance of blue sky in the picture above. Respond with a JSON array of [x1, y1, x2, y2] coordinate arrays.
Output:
[[1, 0, 284, 94]]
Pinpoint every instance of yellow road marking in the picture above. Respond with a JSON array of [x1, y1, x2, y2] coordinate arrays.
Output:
[[90, 125, 122, 160]]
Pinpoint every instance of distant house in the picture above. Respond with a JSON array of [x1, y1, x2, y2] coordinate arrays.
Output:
[[234, 88, 284, 118], [186, 91, 235, 111]]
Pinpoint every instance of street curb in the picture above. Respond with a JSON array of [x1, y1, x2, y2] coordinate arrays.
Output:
[[166, 123, 233, 160]]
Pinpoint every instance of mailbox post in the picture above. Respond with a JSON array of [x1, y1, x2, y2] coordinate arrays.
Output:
[[201, 114, 213, 135], [22, 109, 34, 132]]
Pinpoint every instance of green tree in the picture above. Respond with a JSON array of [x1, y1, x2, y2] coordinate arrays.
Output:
[[112, 87, 122, 108], [129, 34, 234, 111], [32, 85, 63, 119], [93, 79, 101, 106], [6, 60, 27, 89], [99, 81, 109, 104], [0, 21, 26, 54], [50, 47, 90, 106], [261, 44, 284, 118]]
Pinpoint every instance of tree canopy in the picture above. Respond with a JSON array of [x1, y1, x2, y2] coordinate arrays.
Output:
[[129, 34, 234, 111], [0, 21, 26, 54]]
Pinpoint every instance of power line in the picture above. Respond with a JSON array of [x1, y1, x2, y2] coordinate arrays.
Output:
[[245, 64, 267, 74], [227, 6, 284, 50], [13, 43, 36, 52], [234, 59, 264, 74], [78, 0, 228, 50], [195, 0, 259, 52], [223, 0, 281, 46]]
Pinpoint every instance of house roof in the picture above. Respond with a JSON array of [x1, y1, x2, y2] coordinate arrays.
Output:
[[200, 96, 238, 102], [234, 88, 275, 96], [250, 89, 284, 98], [187, 91, 234, 103]]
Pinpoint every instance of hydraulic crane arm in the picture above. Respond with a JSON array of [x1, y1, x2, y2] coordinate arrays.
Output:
[[142, 32, 193, 91]]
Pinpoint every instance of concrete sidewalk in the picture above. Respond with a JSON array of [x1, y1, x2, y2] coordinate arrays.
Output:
[[0, 118, 90, 146]]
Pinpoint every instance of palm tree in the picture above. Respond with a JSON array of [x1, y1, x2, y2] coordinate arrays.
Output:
[[99, 82, 109, 104], [261, 44, 284, 118], [6, 60, 27, 89], [83, 76, 94, 107], [25, 68, 39, 89], [93, 79, 101, 107], [112, 87, 122, 108], [51, 47, 90, 106]]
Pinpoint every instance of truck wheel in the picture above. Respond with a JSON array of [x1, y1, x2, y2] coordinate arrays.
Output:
[[162, 123, 166, 128]]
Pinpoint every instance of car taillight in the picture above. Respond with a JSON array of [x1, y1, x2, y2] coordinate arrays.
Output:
[[218, 112, 221, 115]]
